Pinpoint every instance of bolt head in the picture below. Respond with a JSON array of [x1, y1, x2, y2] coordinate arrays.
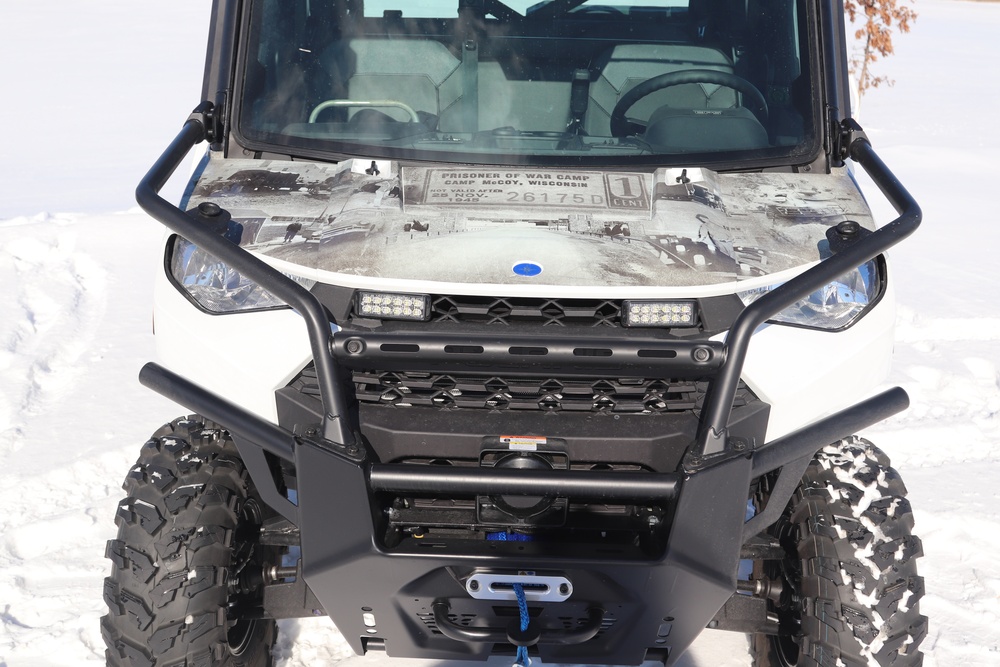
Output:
[[198, 201, 222, 217], [836, 220, 860, 237]]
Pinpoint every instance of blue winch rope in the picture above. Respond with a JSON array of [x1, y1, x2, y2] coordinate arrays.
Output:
[[486, 530, 533, 541], [513, 583, 531, 667]]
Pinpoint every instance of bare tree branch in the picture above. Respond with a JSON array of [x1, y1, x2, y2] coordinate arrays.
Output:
[[844, 0, 917, 110]]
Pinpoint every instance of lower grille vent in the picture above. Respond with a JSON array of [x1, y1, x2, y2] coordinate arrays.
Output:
[[417, 611, 476, 636], [416, 611, 616, 638], [289, 365, 753, 415], [353, 371, 749, 414]]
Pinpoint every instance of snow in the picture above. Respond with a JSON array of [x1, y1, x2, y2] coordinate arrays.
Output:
[[1, 0, 999, 665]]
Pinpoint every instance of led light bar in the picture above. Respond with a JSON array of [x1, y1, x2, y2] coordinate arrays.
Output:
[[622, 300, 698, 327], [356, 291, 431, 321]]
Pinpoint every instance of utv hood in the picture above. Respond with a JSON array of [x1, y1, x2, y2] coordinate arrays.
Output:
[[182, 157, 874, 292]]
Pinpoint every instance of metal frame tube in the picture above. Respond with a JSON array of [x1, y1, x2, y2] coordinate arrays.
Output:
[[751, 386, 909, 475], [139, 362, 297, 461], [369, 464, 679, 501], [696, 137, 922, 455], [334, 331, 724, 376], [135, 117, 354, 445], [138, 114, 918, 467]]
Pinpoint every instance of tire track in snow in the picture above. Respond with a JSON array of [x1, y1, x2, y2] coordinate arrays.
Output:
[[0, 447, 135, 665], [0, 213, 175, 665], [0, 222, 107, 456], [0, 219, 116, 661], [871, 306, 1000, 463], [866, 305, 1000, 662], [894, 306, 1000, 345]]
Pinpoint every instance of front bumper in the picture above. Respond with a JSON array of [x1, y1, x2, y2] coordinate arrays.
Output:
[[140, 360, 908, 664]]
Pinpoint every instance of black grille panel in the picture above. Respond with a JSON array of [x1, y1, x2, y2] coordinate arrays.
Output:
[[429, 295, 623, 327], [416, 610, 617, 638], [353, 371, 750, 414], [417, 611, 476, 636]]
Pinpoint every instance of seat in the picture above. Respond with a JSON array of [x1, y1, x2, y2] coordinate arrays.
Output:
[[473, 61, 574, 133], [316, 38, 463, 124]]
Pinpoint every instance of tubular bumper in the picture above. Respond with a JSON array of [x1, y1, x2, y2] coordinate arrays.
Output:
[[138, 109, 920, 468], [139, 362, 907, 506], [135, 107, 920, 663], [140, 359, 910, 663]]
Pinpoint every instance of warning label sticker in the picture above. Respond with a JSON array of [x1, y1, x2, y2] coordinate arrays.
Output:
[[500, 435, 547, 451], [411, 168, 651, 211]]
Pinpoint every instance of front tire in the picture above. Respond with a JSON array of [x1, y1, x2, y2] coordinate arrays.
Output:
[[101, 416, 276, 666], [751, 437, 927, 666]]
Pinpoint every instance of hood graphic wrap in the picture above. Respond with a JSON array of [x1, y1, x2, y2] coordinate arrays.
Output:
[[182, 158, 875, 290]]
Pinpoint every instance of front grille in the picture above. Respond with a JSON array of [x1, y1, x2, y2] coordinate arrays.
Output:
[[417, 611, 476, 636], [429, 295, 623, 327], [353, 371, 751, 414]]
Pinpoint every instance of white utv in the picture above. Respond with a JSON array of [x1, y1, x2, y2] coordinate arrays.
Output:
[[102, 1, 926, 666]]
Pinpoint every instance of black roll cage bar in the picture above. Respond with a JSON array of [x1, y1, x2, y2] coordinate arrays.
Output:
[[696, 121, 921, 454], [135, 105, 919, 496], [138, 105, 356, 447]]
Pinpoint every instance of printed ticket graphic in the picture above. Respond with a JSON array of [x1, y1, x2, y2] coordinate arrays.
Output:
[[415, 169, 651, 211]]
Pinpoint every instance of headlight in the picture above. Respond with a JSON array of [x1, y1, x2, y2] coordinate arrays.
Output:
[[168, 236, 315, 313], [737, 258, 883, 330]]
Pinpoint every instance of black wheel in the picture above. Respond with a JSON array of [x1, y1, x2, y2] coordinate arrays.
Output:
[[751, 437, 927, 666], [101, 416, 276, 666]]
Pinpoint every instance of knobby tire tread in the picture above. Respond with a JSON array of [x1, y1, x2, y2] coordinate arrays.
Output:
[[101, 416, 274, 667], [752, 436, 926, 667]]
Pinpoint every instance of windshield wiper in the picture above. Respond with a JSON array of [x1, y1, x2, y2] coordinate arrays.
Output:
[[481, 0, 522, 22]]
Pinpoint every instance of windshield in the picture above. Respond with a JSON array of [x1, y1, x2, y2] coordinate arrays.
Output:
[[237, 0, 818, 167]]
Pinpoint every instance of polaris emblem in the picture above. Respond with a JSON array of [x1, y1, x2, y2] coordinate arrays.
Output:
[[512, 261, 543, 277]]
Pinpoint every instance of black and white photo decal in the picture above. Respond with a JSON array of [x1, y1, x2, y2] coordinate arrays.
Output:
[[182, 156, 875, 287]]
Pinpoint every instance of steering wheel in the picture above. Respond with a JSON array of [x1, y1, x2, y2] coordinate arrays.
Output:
[[570, 4, 625, 15], [609, 69, 768, 137]]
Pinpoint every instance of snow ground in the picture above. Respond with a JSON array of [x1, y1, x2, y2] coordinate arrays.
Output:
[[1, 1, 998, 665]]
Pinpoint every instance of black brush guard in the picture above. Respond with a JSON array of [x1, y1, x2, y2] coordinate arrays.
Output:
[[134, 105, 920, 665]]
